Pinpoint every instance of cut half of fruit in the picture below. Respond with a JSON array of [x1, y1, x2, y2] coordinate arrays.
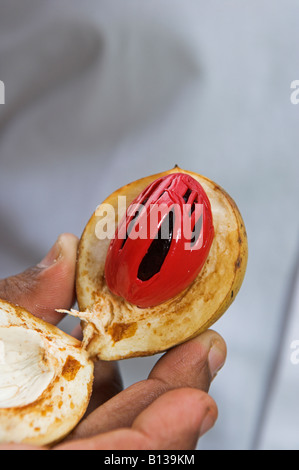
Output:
[[0, 299, 94, 446], [74, 167, 248, 361]]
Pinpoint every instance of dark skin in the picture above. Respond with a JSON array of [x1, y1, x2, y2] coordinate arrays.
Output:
[[0, 233, 227, 450]]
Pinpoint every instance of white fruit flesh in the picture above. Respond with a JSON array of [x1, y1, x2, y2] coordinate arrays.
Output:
[[0, 327, 54, 408]]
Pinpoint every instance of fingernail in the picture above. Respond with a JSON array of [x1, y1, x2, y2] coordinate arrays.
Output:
[[199, 409, 216, 437], [37, 238, 62, 268], [208, 340, 226, 379]]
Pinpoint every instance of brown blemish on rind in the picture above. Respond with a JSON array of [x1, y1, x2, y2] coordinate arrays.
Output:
[[235, 257, 242, 270], [61, 356, 82, 381], [108, 322, 137, 343]]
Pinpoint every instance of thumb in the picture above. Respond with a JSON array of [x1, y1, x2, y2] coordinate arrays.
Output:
[[0, 233, 79, 325]]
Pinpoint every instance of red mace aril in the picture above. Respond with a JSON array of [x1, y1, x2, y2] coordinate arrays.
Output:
[[104, 173, 215, 308]]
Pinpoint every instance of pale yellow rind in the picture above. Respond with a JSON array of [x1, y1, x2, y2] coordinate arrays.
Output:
[[0, 299, 94, 446], [76, 167, 248, 360]]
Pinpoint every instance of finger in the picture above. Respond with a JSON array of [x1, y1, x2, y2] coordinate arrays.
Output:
[[133, 388, 218, 449], [149, 329, 227, 392], [55, 388, 217, 450], [83, 360, 123, 416], [0, 443, 47, 450], [0, 233, 78, 325], [69, 329, 226, 440], [70, 324, 123, 416]]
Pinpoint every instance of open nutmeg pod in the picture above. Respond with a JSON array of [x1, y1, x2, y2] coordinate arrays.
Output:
[[70, 166, 248, 361], [0, 299, 94, 446]]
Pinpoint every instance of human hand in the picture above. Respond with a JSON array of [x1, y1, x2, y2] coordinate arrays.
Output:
[[0, 233, 227, 450]]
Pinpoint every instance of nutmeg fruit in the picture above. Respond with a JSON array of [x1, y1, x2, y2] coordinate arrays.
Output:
[[74, 166, 248, 360]]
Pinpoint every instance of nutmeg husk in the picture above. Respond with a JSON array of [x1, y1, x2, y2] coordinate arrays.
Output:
[[0, 299, 94, 446]]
